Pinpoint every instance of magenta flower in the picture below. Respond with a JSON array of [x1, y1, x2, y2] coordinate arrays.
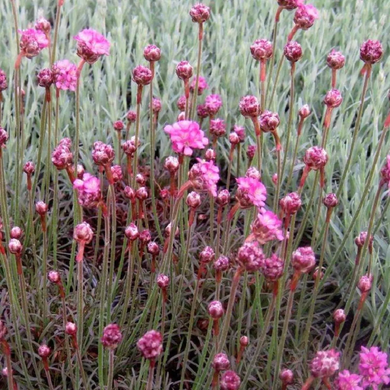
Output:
[[190, 76, 209, 95], [74, 29, 110, 64], [101, 324, 122, 350], [236, 177, 267, 209], [73, 173, 101, 209], [52, 59, 77, 91], [359, 346, 390, 389], [294, 4, 319, 30], [205, 94, 223, 116], [164, 120, 208, 156], [335, 370, 362, 390], [237, 241, 265, 272], [188, 159, 220, 197], [19, 28, 49, 59], [310, 349, 340, 378], [249, 211, 284, 244], [137, 330, 163, 360]]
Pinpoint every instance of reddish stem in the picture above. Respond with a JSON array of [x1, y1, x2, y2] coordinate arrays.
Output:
[[301, 376, 314, 390], [76, 241, 85, 263], [287, 25, 299, 42], [275, 6, 283, 22], [331, 69, 337, 89], [14, 52, 24, 69], [260, 60, 266, 82], [251, 117, 261, 136]]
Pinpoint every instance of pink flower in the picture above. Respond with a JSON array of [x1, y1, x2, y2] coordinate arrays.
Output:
[[73, 173, 101, 209], [19, 28, 49, 59], [220, 370, 241, 390], [294, 4, 319, 30], [359, 346, 390, 389], [52, 138, 73, 170], [137, 330, 163, 360], [205, 94, 223, 116], [236, 177, 267, 210], [188, 159, 220, 197], [380, 155, 390, 188], [101, 324, 122, 350], [52, 60, 77, 91], [335, 370, 362, 390], [360, 40, 383, 65], [74, 29, 110, 64], [310, 349, 340, 378], [261, 254, 284, 282], [164, 120, 208, 156], [190, 76, 209, 95], [292, 246, 316, 274], [237, 242, 265, 272], [249, 211, 284, 244]]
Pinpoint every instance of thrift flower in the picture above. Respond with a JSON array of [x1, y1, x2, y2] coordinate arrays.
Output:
[[335, 370, 362, 390], [236, 177, 267, 209], [294, 4, 319, 30], [74, 29, 110, 64], [237, 241, 265, 272], [164, 121, 208, 156], [52, 60, 77, 91], [310, 349, 340, 378], [188, 159, 219, 197], [190, 76, 208, 95], [205, 94, 223, 116], [137, 330, 163, 360], [19, 29, 49, 59], [359, 346, 390, 389], [73, 173, 101, 208], [249, 211, 284, 244], [101, 324, 122, 350], [360, 40, 383, 65]]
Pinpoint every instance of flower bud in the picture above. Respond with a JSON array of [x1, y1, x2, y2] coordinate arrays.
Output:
[[147, 241, 160, 256], [132, 65, 153, 86], [113, 120, 124, 131], [299, 104, 311, 119], [10, 226, 23, 239], [284, 41, 303, 62], [208, 300, 224, 319], [205, 148, 216, 161], [74, 222, 93, 244], [239, 95, 260, 117], [200, 246, 215, 263], [189, 3, 211, 23], [136, 187, 149, 201], [152, 97, 162, 113], [292, 247, 316, 274], [240, 336, 249, 347], [197, 104, 209, 119], [250, 39, 273, 61], [37, 68, 53, 88], [280, 192, 302, 215], [157, 274, 169, 289], [324, 89, 343, 108], [101, 324, 122, 350], [92, 141, 115, 166], [139, 230, 152, 245], [205, 94, 223, 117], [127, 110, 137, 123], [8, 239, 22, 255], [23, 161, 35, 175], [48, 270, 60, 283], [35, 17, 51, 35], [125, 223, 139, 241], [354, 231, 373, 248], [237, 242, 264, 272], [164, 156, 180, 174], [360, 40, 383, 64], [177, 111, 186, 121], [124, 186, 136, 201], [216, 189, 230, 207], [229, 132, 240, 145], [246, 145, 257, 160], [137, 330, 163, 359], [0, 69, 7, 92], [209, 118, 226, 137], [143, 44, 161, 62], [280, 369, 294, 385], [358, 274, 372, 293], [176, 61, 193, 80], [0, 128, 8, 147], [326, 49, 345, 70], [77, 164, 85, 179], [177, 95, 186, 111], [212, 353, 230, 372], [38, 344, 51, 358], [220, 371, 241, 390], [259, 110, 280, 132], [186, 191, 201, 209], [214, 255, 230, 272], [333, 309, 346, 324], [323, 193, 338, 209], [65, 322, 77, 336], [35, 201, 48, 216], [304, 147, 328, 170], [245, 167, 261, 180]]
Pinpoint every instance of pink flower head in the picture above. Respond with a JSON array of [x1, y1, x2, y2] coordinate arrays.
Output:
[[233, 125, 245, 141], [239, 95, 260, 117], [74, 29, 110, 64], [250, 39, 273, 61], [143, 44, 161, 62], [220, 370, 241, 390], [52, 138, 73, 170], [259, 110, 280, 132], [208, 301, 224, 319], [190, 3, 211, 23], [324, 89, 343, 108], [133, 65, 153, 86], [333, 309, 346, 324], [101, 324, 122, 350], [380, 155, 390, 188], [0, 128, 8, 148], [188, 159, 220, 197], [292, 246, 316, 274], [19, 28, 49, 59], [35, 17, 51, 35], [304, 146, 328, 170], [210, 118, 226, 137], [0, 69, 7, 92], [249, 211, 284, 244], [247, 145, 257, 160], [212, 353, 230, 372], [190, 76, 209, 95], [310, 349, 340, 378], [200, 246, 215, 263], [284, 41, 303, 62], [37, 68, 53, 88], [236, 177, 267, 210], [197, 104, 209, 119], [92, 141, 115, 166], [73, 173, 101, 209], [52, 59, 77, 91], [261, 254, 284, 282], [214, 255, 229, 272], [176, 61, 193, 80], [294, 4, 319, 30], [164, 120, 208, 156], [358, 274, 372, 293], [280, 192, 302, 215], [360, 40, 383, 65], [299, 104, 311, 119], [237, 241, 265, 272], [177, 95, 186, 111], [359, 346, 390, 389], [205, 94, 223, 116], [153, 97, 162, 113], [73, 221, 94, 244], [327, 49, 346, 70], [335, 370, 363, 390], [137, 330, 163, 360], [355, 231, 373, 249]]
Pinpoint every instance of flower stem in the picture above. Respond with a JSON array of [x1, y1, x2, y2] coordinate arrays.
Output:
[[132, 85, 143, 187], [107, 349, 115, 390], [336, 65, 371, 199], [146, 359, 156, 390], [51, 0, 63, 64], [190, 23, 203, 119]]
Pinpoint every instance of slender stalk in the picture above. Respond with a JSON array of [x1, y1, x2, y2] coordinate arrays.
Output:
[[2, 343, 15, 390], [209, 197, 215, 244], [42, 223, 49, 325], [76, 343, 90, 390], [45, 368, 55, 390], [273, 149, 282, 212], [51, 0, 63, 63], [268, 55, 284, 110], [77, 260, 84, 356], [107, 349, 115, 390], [241, 283, 278, 387], [285, 119, 303, 190], [98, 209, 110, 388], [336, 66, 371, 198], [179, 275, 202, 390], [146, 360, 156, 390], [44, 96, 52, 203], [280, 62, 295, 184], [107, 184, 117, 323], [190, 23, 204, 119], [132, 85, 143, 187], [93, 171, 104, 265]]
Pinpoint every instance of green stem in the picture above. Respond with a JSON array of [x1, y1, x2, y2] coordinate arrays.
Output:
[[51, 1, 63, 64], [107, 184, 117, 323], [336, 66, 371, 199], [107, 349, 114, 390], [77, 259, 84, 356], [42, 227, 49, 325], [190, 24, 203, 119]]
